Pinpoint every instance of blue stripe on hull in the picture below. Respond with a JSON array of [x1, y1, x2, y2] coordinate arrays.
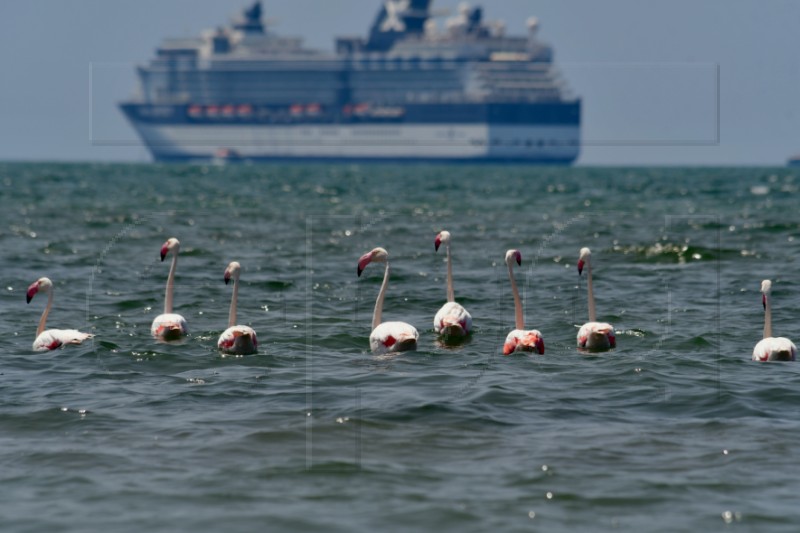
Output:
[[151, 154, 579, 165], [120, 101, 581, 127]]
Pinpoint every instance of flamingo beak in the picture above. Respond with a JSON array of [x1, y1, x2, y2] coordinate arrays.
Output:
[[515, 251, 521, 267], [160, 244, 169, 261], [224, 272, 231, 285], [26, 282, 39, 304], [434, 235, 442, 252], [578, 259, 584, 275], [357, 251, 373, 277], [762, 293, 766, 310]]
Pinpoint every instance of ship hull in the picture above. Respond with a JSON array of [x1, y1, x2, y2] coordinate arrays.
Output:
[[121, 111, 580, 164]]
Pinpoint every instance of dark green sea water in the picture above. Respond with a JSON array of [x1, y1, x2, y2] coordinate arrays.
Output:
[[2, 163, 800, 532]]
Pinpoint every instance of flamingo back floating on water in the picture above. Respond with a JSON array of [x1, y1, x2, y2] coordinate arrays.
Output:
[[357, 247, 419, 355], [433, 230, 472, 340], [577, 247, 616, 351], [151, 237, 188, 341], [753, 279, 796, 362], [26, 277, 93, 351], [502, 249, 544, 355], [218, 261, 258, 355]]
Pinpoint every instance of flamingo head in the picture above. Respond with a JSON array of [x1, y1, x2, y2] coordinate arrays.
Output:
[[520, 331, 545, 354], [503, 330, 544, 355], [761, 279, 772, 309], [591, 325, 615, 345], [157, 323, 185, 341], [434, 230, 450, 252], [224, 261, 241, 285], [578, 247, 591, 275], [394, 336, 418, 352], [160, 237, 181, 261], [505, 249, 522, 268], [439, 315, 469, 338], [26, 277, 53, 304], [357, 247, 388, 277]]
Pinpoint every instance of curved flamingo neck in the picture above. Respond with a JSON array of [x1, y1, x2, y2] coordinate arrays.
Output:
[[508, 262, 524, 330], [586, 261, 597, 322], [37, 289, 53, 337], [373, 261, 390, 330], [164, 251, 178, 314], [445, 242, 455, 303], [228, 274, 240, 328], [763, 293, 772, 339]]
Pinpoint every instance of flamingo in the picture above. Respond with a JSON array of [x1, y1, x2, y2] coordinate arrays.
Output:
[[217, 261, 258, 355], [753, 279, 796, 362], [433, 230, 472, 340], [502, 249, 544, 355], [577, 247, 616, 351], [26, 277, 93, 351], [151, 237, 188, 341], [357, 247, 419, 355]]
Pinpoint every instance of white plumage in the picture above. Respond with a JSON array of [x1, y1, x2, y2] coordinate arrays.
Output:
[[433, 230, 472, 340], [26, 277, 93, 351], [358, 247, 418, 355], [577, 247, 616, 351], [752, 279, 796, 362], [151, 237, 188, 341], [502, 249, 544, 355], [218, 261, 258, 355]]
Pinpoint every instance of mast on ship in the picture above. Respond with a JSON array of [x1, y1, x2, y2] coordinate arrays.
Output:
[[233, 1, 265, 34]]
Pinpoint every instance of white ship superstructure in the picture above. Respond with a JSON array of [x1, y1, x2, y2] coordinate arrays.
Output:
[[121, 1, 581, 163]]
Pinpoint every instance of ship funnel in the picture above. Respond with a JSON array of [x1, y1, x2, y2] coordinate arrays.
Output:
[[366, 0, 432, 52]]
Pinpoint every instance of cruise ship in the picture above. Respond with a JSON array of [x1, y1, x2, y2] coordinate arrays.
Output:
[[120, 1, 581, 163]]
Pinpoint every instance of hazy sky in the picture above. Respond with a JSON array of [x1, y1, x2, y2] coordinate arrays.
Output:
[[1, 0, 799, 165]]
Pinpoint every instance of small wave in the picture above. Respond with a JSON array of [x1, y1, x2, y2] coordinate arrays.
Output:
[[613, 243, 741, 263]]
